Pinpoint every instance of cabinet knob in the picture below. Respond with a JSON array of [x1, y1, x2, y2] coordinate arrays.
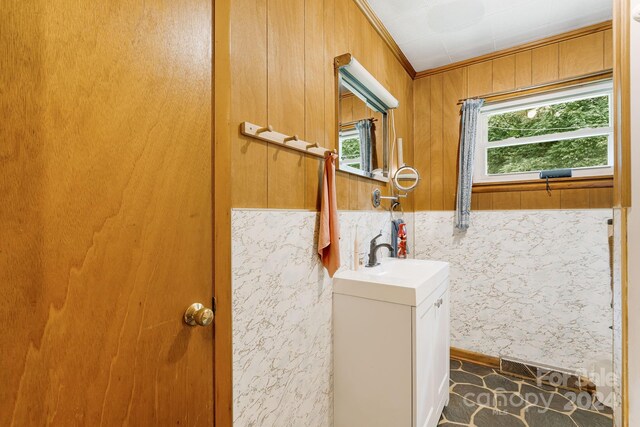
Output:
[[435, 298, 443, 308]]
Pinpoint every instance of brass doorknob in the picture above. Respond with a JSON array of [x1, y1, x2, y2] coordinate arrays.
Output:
[[184, 303, 214, 326]]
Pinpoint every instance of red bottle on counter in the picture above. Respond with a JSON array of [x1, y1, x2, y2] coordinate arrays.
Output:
[[397, 223, 407, 259]]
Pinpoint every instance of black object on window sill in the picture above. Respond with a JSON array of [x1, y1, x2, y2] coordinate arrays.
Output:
[[540, 169, 572, 194]]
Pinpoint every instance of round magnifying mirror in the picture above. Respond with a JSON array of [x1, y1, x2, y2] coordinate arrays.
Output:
[[393, 165, 420, 192]]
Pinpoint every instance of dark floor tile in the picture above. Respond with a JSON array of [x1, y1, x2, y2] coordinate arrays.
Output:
[[459, 360, 496, 377], [559, 388, 614, 415], [558, 389, 595, 411], [485, 373, 519, 392], [524, 407, 576, 427], [441, 393, 479, 424], [443, 358, 613, 427], [569, 393, 613, 415], [571, 408, 613, 427], [452, 384, 495, 408], [450, 370, 484, 386], [520, 384, 574, 413], [521, 377, 558, 392], [593, 397, 614, 415], [538, 369, 582, 390], [495, 392, 529, 416], [473, 407, 526, 427], [543, 372, 595, 392]]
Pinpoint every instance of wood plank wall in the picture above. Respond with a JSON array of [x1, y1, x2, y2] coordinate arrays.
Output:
[[413, 27, 614, 211], [230, 0, 414, 211]]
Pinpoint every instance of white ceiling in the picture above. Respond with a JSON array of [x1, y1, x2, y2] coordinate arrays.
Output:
[[367, 0, 612, 72]]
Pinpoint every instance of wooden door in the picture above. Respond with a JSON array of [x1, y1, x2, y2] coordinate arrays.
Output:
[[0, 0, 214, 425]]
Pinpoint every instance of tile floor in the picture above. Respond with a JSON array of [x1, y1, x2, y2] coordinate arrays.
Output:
[[439, 359, 613, 427]]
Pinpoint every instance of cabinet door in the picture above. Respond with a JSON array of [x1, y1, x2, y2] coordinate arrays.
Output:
[[434, 285, 451, 407], [413, 299, 438, 427], [335, 295, 413, 427]]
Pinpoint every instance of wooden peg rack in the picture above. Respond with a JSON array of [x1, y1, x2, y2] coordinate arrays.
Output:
[[241, 122, 336, 159]]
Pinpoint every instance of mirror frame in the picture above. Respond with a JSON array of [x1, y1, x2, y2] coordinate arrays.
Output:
[[335, 57, 392, 183], [393, 165, 420, 192]]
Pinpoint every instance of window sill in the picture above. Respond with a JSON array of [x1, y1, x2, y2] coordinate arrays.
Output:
[[472, 176, 613, 193]]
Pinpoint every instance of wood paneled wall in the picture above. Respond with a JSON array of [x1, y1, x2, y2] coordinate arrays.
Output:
[[413, 26, 614, 211], [230, 0, 414, 211]]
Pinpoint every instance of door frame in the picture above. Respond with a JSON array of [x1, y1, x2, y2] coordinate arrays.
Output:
[[613, 0, 631, 426], [213, 0, 233, 424]]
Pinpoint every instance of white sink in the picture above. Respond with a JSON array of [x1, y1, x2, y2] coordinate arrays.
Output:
[[333, 258, 449, 306]]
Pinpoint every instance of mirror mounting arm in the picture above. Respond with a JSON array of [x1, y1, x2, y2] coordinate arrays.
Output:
[[371, 188, 405, 208]]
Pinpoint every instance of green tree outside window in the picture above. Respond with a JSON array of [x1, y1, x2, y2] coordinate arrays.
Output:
[[486, 95, 610, 174]]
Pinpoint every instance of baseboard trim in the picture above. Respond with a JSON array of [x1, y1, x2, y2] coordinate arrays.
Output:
[[451, 347, 597, 395], [450, 347, 500, 368], [500, 356, 597, 394]]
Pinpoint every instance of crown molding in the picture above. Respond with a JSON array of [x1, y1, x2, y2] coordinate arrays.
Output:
[[352, 0, 417, 79], [414, 20, 612, 79]]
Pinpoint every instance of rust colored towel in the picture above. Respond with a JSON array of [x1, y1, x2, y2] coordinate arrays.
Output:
[[318, 151, 340, 277]]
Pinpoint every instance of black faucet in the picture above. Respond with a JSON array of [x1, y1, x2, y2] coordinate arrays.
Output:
[[366, 233, 394, 267]]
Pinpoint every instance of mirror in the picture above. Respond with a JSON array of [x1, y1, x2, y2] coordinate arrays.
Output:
[[337, 79, 387, 181], [336, 54, 397, 182], [393, 165, 420, 192]]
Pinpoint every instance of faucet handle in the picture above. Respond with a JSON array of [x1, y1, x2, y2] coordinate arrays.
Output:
[[370, 233, 382, 243]]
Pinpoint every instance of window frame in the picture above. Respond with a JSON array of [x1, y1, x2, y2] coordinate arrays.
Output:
[[473, 80, 614, 184], [338, 128, 363, 172]]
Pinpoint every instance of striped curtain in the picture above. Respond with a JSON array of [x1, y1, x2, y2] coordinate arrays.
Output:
[[355, 119, 373, 173], [456, 99, 484, 230]]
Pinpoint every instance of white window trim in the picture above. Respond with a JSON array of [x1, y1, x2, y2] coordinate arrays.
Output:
[[342, 156, 362, 165], [339, 128, 363, 175], [473, 80, 614, 184]]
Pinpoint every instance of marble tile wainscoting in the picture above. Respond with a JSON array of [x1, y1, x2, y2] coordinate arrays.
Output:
[[231, 208, 613, 425], [231, 209, 411, 426], [414, 210, 613, 398]]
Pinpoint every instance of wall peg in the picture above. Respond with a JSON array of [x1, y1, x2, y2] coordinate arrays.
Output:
[[256, 125, 273, 134]]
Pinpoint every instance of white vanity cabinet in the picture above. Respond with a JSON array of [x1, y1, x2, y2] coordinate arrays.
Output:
[[333, 259, 450, 427], [413, 281, 450, 427]]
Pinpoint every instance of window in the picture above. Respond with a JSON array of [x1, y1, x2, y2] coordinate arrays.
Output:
[[339, 129, 362, 170], [473, 81, 613, 183]]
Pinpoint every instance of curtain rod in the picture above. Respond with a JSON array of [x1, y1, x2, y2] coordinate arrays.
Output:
[[457, 69, 613, 105], [339, 117, 378, 127]]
